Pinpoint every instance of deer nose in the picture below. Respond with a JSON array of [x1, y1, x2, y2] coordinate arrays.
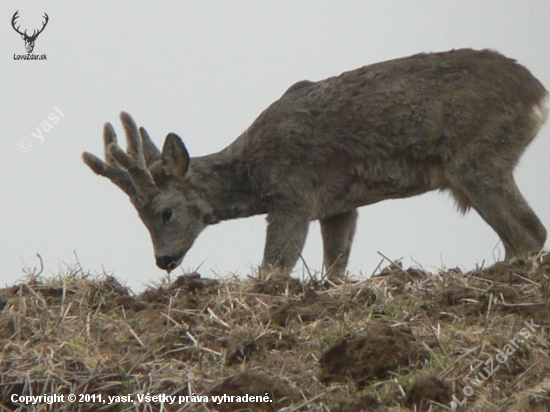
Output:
[[155, 255, 180, 271]]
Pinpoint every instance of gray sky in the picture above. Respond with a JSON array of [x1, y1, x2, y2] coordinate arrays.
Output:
[[2, 1, 550, 291]]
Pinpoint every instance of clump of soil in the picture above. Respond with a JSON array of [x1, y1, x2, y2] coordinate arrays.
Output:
[[331, 392, 381, 411], [225, 331, 298, 365], [250, 269, 305, 296], [207, 368, 302, 411], [268, 288, 342, 326], [405, 374, 452, 410], [319, 322, 427, 388]]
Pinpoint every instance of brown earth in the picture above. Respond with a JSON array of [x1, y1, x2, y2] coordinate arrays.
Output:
[[1, 253, 550, 411]]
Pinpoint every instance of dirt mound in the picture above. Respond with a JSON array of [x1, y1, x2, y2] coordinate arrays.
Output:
[[207, 368, 302, 411], [319, 323, 427, 388], [405, 374, 453, 410], [267, 287, 343, 326]]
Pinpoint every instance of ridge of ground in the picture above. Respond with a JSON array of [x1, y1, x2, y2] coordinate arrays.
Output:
[[1, 253, 549, 411]]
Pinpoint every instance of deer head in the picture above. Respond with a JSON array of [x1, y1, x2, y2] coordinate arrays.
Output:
[[82, 112, 208, 272], [12, 11, 49, 53]]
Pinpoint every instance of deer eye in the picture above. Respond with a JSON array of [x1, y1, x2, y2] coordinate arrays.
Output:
[[162, 208, 173, 223]]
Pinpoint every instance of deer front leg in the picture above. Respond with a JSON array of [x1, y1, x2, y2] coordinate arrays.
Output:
[[320, 209, 358, 280], [262, 212, 310, 276]]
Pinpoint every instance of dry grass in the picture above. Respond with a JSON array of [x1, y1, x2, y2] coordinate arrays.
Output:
[[1, 253, 550, 411]]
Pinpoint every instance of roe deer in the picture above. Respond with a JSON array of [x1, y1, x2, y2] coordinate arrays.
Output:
[[83, 49, 548, 278]]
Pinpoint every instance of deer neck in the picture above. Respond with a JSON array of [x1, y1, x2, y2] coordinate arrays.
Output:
[[187, 151, 264, 223]]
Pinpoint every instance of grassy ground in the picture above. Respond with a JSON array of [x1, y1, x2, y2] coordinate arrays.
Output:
[[1, 253, 549, 411]]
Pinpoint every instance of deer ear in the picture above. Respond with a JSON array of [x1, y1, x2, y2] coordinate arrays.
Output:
[[162, 133, 190, 179]]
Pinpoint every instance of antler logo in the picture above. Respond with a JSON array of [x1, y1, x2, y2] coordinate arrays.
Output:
[[11, 11, 49, 54]]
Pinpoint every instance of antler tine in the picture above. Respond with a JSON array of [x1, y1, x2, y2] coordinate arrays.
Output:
[[83, 113, 160, 203], [107, 146, 158, 200], [82, 152, 137, 198], [81, 121, 137, 198], [104, 113, 158, 198], [120, 112, 146, 168], [103, 122, 119, 165], [139, 126, 161, 167]]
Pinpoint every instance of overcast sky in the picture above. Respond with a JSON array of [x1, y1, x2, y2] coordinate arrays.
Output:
[[2, 1, 550, 292]]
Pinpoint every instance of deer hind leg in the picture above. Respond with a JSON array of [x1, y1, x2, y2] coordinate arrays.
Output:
[[447, 169, 546, 259], [262, 212, 310, 276], [320, 209, 358, 279]]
